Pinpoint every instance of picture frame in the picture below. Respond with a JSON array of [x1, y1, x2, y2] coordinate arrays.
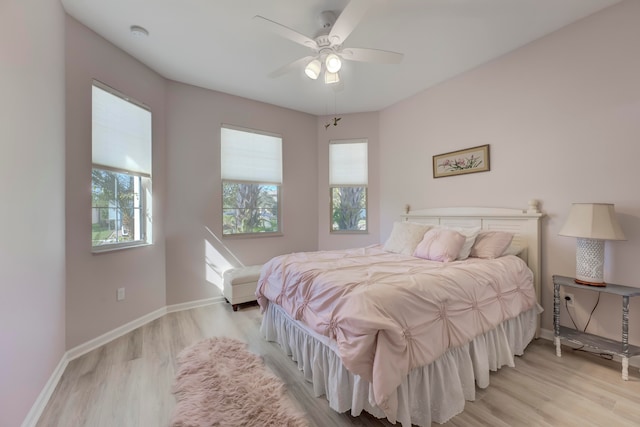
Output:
[[433, 144, 490, 178]]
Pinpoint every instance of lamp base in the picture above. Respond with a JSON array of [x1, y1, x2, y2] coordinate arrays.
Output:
[[574, 278, 607, 287], [575, 238, 606, 285]]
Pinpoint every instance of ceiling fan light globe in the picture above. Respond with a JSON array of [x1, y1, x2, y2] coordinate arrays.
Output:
[[304, 59, 321, 79], [325, 53, 342, 73]]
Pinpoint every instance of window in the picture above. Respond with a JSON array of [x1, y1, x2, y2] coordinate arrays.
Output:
[[91, 81, 152, 250], [221, 125, 282, 236], [330, 139, 368, 232]]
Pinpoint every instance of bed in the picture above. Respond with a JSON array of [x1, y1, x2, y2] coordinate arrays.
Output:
[[257, 203, 544, 426]]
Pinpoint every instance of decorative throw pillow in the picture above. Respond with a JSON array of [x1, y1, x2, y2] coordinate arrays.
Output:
[[438, 226, 481, 260], [470, 231, 514, 259], [383, 222, 432, 255], [413, 228, 465, 262]]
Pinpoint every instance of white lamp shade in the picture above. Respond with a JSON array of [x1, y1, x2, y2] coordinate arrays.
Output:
[[325, 53, 342, 73], [559, 203, 625, 241], [304, 59, 321, 79]]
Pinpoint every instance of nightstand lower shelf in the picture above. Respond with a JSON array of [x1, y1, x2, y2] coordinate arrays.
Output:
[[557, 326, 640, 359]]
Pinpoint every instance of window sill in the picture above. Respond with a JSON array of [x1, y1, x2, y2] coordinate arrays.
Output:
[[222, 232, 283, 239], [330, 231, 369, 235], [92, 241, 152, 254]]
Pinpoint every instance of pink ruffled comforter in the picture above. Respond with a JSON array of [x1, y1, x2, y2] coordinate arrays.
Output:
[[256, 245, 536, 418]]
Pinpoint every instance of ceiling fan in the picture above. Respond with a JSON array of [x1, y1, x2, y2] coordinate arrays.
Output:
[[253, 0, 403, 85]]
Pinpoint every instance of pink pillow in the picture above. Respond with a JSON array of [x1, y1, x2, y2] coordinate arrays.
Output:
[[413, 228, 465, 262], [470, 231, 514, 259]]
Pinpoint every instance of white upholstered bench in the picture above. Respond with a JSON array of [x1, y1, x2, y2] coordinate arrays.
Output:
[[222, 265, 262, 311]]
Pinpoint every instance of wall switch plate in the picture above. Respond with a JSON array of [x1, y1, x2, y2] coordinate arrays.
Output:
[[117, 287, 125, 301]]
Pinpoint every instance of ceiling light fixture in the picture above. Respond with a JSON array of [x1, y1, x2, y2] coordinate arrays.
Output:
[[304, 59, 321, 80], [304, 54, 342, 84], [130, 25, 149, 38], [325, 53, 342, 73]]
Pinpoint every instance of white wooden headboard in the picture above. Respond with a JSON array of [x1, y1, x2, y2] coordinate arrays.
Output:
[[400, 200, 544, 333]]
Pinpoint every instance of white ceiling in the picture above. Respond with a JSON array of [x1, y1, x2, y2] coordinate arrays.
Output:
[[61, 0, 621, 116]]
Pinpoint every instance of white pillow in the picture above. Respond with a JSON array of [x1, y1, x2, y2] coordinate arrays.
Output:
[[413, 228, 465, 262], [438, 226, 481, 260], [502, 244, 525, 257], [383, 222, 432, 255]]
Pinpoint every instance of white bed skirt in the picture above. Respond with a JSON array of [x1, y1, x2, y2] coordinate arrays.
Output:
[[261, 302, 542, 426]]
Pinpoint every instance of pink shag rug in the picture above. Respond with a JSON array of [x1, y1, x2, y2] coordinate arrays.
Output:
[[171, 336, 308, 427]]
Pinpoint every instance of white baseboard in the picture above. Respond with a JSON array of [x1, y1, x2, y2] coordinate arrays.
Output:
[[539, 327, 554, 341], [66, 306, 168, 361], [166, 295, 225, 313], [21, 354, 69, 427], [23, 296, 225, 427]]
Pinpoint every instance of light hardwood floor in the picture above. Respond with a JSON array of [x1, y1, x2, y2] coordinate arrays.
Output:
[[37, 302, 640, 427]]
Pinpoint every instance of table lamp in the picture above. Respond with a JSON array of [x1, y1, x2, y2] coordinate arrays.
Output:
[[559, 203, 625, 286]]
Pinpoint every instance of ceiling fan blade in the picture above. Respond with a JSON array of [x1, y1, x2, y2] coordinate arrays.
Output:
[[253, 16, 318, 49], [268, 56, 316, 78], [328, 0, 372, 46], [341, 47, 404, 64]]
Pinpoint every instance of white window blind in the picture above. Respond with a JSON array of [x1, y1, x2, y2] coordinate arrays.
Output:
[[329, 139, 368, 185], [92, 83, 152, 176], [221, 126, 282, 184]]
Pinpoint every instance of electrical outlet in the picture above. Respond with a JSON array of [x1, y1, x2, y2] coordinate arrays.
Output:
[[117, 287, 125, 301], [564, 293, 574, 307]]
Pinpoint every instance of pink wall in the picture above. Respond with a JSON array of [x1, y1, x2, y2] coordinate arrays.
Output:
[[165, 81, 318, 305], [8, 2, 639, 423], [379, 0, 640, 341], [317, 112, 382, 250], [65, 16, 167, 348], [0, 1, 66, 425]]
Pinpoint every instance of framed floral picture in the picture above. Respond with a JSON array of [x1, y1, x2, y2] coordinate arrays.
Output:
[[433, 144, 490, 178]]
